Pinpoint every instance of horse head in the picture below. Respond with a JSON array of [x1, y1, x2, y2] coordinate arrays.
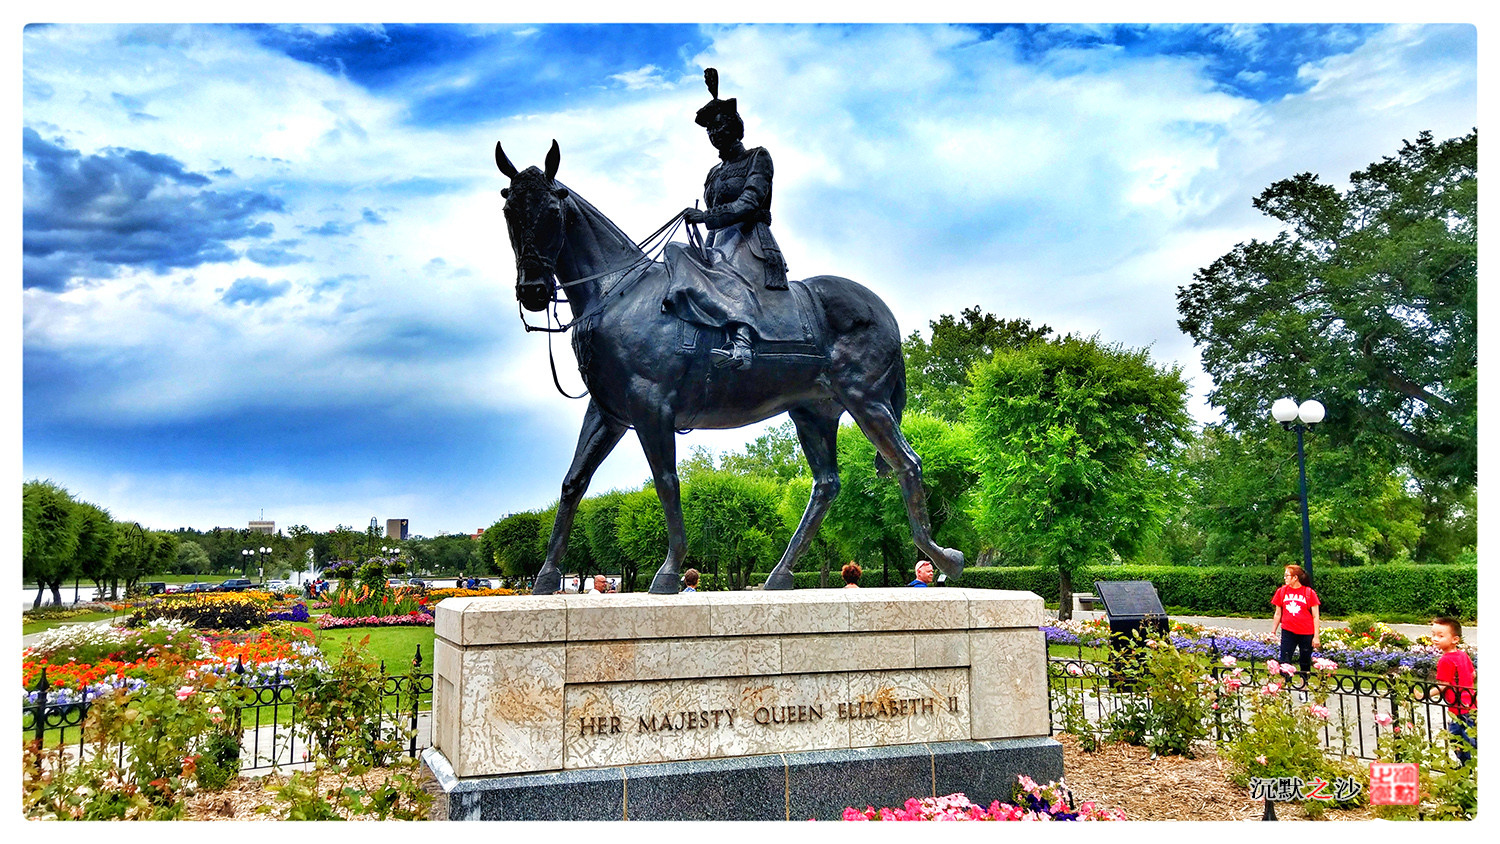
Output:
[[496, 139, 569, 312]]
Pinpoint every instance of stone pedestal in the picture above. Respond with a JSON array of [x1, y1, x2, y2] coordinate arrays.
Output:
[[426, 587, 1061, 820]]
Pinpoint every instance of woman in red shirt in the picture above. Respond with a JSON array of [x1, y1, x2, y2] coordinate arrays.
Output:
[[1271, 565, 1320, 674]]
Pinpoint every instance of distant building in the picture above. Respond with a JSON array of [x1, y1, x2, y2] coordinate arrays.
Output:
[[471, 527, 486, 540], [249, 520, 275, 535], [386, 518, 409, 540]]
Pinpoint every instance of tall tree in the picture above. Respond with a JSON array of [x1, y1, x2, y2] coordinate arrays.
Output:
[[484, 512, 545, 579], [581, 492, 633, 590], [682, 470, 783, 590], [72, 502, 116, 598], [903, 307, 1053, 422], [1178, 130, 1477, 491], [968, 336, 1191, 618], [22, 480, 81, 607]]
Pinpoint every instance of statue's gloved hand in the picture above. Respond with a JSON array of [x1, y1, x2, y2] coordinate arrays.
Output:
[[682, 208, 707, 225]]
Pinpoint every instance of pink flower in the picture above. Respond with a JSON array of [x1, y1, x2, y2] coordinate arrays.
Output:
[[1256, 755, 1268, 765], [1260, 682, 1281, 696], [175, 685, 195, 700], [1220, 656, 1237, 668], [1066, 663, 1083, 676], [1279, 663, 1297, 675], [1308, 704, 1329, 719], [1312, 657, 1338, 672], [1375, 712, 1393, 727], [1226, 678, 1243, 691], [1265, 659, 1281, 673], [842, 807, 867, 821]]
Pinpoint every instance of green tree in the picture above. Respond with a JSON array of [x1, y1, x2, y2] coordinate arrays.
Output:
[[718, 420, 809, 482], [1178, 425, 1426, 569], [581, 492, 633, 590], [824, 413, 979, 587], [775, 477, 847, 587], [968, 336, 1191, 618], [1178, 131, 1477, 492], [615, 488, 667, 582], [73, 502, 116, 597], [22, 480, 81, 607], [903, 307, 1053, 422], [175, 540, 212, 575], [536, 500, 593, 588], [681, 470, 784, 590], [484, 512, 545, 579]]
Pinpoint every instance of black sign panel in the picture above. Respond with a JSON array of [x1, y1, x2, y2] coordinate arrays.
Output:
[[1093, 580, 1166, 621]]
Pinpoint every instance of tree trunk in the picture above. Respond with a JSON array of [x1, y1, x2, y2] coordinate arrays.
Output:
[[819, 552, 830, 589], [33, 581, 44, 609], [48, 580, 64, 606], [1057, 568, 1074, 621]]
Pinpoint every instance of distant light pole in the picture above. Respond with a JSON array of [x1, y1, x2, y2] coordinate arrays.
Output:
[[1271, 397, 1325, 580], [243, 546, 271, 581]]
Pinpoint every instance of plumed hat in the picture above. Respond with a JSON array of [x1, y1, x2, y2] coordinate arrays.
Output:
[[694, 67, 739, 126]]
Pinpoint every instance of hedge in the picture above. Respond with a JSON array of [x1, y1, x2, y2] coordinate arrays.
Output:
[[633, 563, 1476, 619]]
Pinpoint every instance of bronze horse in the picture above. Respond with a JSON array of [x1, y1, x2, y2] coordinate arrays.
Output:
[[497, 140, 964, 594]]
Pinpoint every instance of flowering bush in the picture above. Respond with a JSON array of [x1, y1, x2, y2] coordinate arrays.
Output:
[[1221, 658, 1364, 815], [1368, 710, 1477, 820], [327, 582, 427, 619], [841, 776, 1125, 821]]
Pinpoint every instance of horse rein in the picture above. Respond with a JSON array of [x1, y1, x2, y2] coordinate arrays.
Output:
[[517, 209, 697, 399]]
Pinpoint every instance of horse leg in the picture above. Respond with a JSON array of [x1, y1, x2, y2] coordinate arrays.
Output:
[[635, 413, 690, 594], [531, 400, 627, 595], [843, 399, 966, 579], [763, 403, 843, 590]]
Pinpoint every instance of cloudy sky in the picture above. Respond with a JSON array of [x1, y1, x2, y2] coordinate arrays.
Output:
[[19, 18, 1478, 537]]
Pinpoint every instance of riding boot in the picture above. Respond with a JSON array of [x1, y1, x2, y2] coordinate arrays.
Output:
[[712, 324, 753, 370]]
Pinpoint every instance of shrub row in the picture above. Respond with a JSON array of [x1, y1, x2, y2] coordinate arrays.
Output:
[[633, 563, 1476, 619]]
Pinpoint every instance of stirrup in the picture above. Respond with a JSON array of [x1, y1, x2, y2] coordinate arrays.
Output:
[[710, 347, 751, 369]]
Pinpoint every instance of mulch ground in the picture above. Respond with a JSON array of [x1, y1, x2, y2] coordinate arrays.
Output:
[[1055, 733, 1377, 821], [183, 738, 1377, 822]]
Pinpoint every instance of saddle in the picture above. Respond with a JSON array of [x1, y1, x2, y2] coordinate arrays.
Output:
[[661, 242, 826, 363], [671, 279, 826, 364]]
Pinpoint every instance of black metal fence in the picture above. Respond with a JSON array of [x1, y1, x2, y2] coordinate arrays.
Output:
[[1046, 645, 1476, 760], [23, 652, 434, 773]]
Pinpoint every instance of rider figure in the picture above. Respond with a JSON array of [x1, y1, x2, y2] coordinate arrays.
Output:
[[675, 68, 788, 370]]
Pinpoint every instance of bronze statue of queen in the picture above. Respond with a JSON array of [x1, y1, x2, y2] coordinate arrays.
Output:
[[664, 68, 789, 370]]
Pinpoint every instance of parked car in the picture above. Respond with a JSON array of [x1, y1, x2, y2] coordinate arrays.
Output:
[[407, 577, 430, 590], [218, 579, 254, 591], [475, 578, 493, 589], [387, 578, 407, 588], [181, 582, 216, 593], [266, 579, 292, 593], [163, 583, 182, 593], [137, 581, 167, 595]]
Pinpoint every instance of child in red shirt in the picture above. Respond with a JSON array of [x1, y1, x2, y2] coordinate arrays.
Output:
[[1271, 565, 1320, 673], [1431, 617, 1476, 764]]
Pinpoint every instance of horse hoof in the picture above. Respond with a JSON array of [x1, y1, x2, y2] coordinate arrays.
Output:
[[648, 571, 681, 594], [531, 570, 562, 595], [762, 570, 795, 590], [932, 547, 965, 580]]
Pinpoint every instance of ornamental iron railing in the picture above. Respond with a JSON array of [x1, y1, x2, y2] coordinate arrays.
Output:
[[22, 647, 434, 773], [1046, 639, 1476, 760]]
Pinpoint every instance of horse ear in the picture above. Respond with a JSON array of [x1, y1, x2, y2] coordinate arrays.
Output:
[[495, 141, 519, 178], [544, 139, 560, 182], [553, 186, 569, 200]]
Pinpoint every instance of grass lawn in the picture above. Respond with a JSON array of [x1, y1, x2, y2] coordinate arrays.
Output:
[[21, 609, 132, 637], [301, 622, 437, 673]]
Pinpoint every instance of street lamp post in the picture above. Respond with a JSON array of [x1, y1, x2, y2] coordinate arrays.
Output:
[[1271, 397, 1325, 580]]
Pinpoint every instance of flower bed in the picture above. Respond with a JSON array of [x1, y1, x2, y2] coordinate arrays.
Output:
[[316, 610, 434, 629], [425, 587, 517, 600], [1044, 618, 1475, 677], [22, 621, 325, 704], [842, 776, 1125, 821]]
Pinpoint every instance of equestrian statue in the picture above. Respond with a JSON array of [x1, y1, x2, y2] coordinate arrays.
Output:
[[497, 69, 964, 594]]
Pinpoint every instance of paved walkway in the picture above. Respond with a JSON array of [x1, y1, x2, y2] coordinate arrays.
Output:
[[1056, 610, 1476, 648]]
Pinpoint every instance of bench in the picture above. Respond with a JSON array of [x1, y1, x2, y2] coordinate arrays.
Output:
[[1073, 593, 1102, 613]]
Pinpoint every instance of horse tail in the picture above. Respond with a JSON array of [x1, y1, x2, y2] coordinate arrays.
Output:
[[874, 361, 906, 477]]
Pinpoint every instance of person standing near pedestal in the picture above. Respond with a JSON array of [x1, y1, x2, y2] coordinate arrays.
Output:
[[842, 562, 862, 589], [909, 560, 934, 588], [1271, 565, 1319, 674], [681, 569, 699, 593]]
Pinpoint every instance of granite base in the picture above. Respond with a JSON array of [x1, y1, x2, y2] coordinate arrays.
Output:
[[426, 736, 1063, 821]]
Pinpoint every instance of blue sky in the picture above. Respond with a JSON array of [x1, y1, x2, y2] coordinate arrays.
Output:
[[18, 19, 1479, 537]]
